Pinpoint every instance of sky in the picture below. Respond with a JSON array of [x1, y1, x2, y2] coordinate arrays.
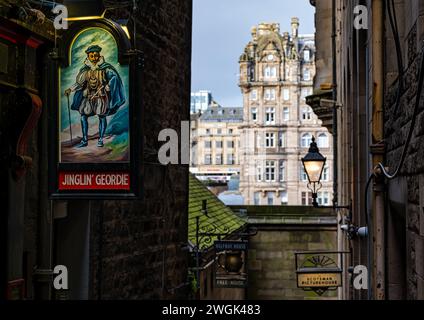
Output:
[[191, 0, 315, 107]]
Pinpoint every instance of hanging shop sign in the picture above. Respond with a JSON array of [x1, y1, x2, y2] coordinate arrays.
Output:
[[297, 270, 342, 288], [48, 18, 142, 199], [295, 251, 345, 296], [214, 240, 248, 288]]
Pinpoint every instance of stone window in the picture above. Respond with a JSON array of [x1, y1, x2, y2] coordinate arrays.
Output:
[[227, 154, 235, 165], [318, 192, 330, 206], [301, 133, 312, 148], [254, 192, 260, 205], [265, 88, 276, 101], [216, 154, 223, 165], [264, 66, 277, 79], [322, 166, 330, 181], [227, 140, 235, 148], [301, 192, 313, 206], [267, 192, 275, 205], [256, 161, 263, 182], [205, 154, 212, 165], [265, 107, 275, 125], [283, 107, 290, 121], [216, 141, 223, 148], [281, 191, 288, 205], [251, 108, 258, 122], [265, 133, 275, 148], [283, 89, 290, 101], [300, 165, 308, 182], [278, 131, 285, 148], [250, 89, 258, 101], [302, 107, 313, 120], [265, 161, 276, 182], [304, 49, 310, 62], [301, 88, 313, 101], [204, 141, 211, 149], [303, 69, 311, 81], [317, 133, 329, 148], [279, 160, 286, 182]]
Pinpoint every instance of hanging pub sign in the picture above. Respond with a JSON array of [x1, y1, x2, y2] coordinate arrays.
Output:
[[295, 251, 344, 296], [214, 240, 248, 288], [48, 18, 142, 199]]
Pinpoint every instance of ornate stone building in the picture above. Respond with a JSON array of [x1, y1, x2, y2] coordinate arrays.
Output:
[[238, 19, 333, 206], [190, 102, 242, 183]]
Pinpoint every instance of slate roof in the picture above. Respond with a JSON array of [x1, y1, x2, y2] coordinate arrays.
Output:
[[199, 105, 243, 123], [188, 174, 246, 250]]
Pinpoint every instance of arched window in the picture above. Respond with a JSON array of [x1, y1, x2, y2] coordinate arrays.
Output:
[[301, 133, 312, 148], [317, 133, 329, 148]]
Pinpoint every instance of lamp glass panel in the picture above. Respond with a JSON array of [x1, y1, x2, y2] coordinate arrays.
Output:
[[304, 160, 325, 183]]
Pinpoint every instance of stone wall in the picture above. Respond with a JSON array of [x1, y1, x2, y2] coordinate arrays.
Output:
[[384, 0, 424, 300], [231, 206, 338, 300], [88, 0, 193, 300], [248, 228, 337, 300]]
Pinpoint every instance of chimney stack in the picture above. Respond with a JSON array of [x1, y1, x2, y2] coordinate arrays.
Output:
[[291, 17, 299, 39]]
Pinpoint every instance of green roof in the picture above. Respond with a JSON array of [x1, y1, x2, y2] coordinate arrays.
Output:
[[189, 174, 246, 250]]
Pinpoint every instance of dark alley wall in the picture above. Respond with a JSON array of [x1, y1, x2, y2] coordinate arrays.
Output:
[[1, 0, 192, 300], [89, 0, 193, 300], [384, 0, 424, 300]]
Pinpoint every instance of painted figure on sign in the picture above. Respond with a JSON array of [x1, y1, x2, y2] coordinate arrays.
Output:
[[65, 45, 126, 148]]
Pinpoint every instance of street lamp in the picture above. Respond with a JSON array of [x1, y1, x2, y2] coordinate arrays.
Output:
[[301, 136, 326, 207], [301, 138, 364, 239]]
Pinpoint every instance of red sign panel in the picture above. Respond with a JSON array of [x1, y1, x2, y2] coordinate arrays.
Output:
[[59, 172, 130, 191]]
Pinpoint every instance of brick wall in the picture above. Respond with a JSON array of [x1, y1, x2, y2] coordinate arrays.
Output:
[[89, 0, 192, 300]]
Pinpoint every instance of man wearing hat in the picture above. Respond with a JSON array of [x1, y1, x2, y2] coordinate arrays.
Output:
[[65, 44, 126, 148]]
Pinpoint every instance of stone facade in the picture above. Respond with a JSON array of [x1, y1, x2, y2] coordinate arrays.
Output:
[[310, 0, 424, 299], [383, 0, 424, 300], [231, 206, 337, 300], [238, 20, 333, 206], [190, 102, 242, 183]]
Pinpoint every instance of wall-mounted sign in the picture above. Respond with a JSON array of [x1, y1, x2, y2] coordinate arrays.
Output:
[[214, 240, 248, 288], [295, 252, 345, 296], [297, 270, 342, 288], [214, 240, 248, 252], [215, 277, 247, 289], [49, 19, 142, 199]]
